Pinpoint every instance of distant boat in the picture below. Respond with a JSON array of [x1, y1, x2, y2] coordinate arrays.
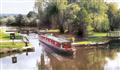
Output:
[[39, 34, 74, 56]]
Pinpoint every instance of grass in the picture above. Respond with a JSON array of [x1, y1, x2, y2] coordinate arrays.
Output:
[[73, 32, 108, 45], [73, 41, 92, 45], [73, 37, 107, 45], [0, 30, 22, 40], [47, 29, 59, 32], [87, 37, 107, 42], [90, 32, 107, 37], [0, 42, 25, 48], [0, 29, 27, 48], [2, 34, 22, 40]]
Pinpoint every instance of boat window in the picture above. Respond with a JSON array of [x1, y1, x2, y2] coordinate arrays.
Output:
[[57, 43, 61, 47], [49, 39, 51, 42], [55, 42, 61, 47], [63, 42, 71, 48], [51, 40, 55, 45]]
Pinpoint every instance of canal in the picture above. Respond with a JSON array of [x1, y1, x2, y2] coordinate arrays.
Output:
[[0, 33, 120, 70]]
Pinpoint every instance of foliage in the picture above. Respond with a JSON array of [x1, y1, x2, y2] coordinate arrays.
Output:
[[113, 10, 120, 30], [14, 14, 24, 26], [107, 3, 119, 31], [92, 14, 110, 32], [27, 11, 37, 18], [64, 3, 80, 33], [34, 0, 111, 36], [26, 11, 38, 26], [0, 16, 15, 25], [1, 11, 38, 27]]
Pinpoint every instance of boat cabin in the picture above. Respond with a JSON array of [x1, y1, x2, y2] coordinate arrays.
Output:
[[39, 34, 72, 49]]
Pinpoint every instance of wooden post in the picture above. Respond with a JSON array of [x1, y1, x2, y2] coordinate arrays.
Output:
[[26, 50, 28, 56], [12, 56, 17, 63]]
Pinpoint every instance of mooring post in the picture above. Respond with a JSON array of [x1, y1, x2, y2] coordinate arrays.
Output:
[[12, 55, 17, 63]]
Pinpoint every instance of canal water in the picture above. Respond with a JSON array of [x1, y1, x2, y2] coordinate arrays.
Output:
[[0, 33, 120, 70]]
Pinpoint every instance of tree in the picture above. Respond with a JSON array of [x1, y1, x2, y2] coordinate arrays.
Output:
[[35, 0, 68, 33], [114, 10, 120, 30], [51, 0, 68, 33], [107, 3, 118, 31], [45, 3, 59, 28], [0, 17, 8, 25], [27, 11, 37, 18], [6, 16, 16, 26], [35, 0, 47, 28], [92, 14, 109, 32], [34, 0, 113, 36], [63, 3, 80, 33], [14, 14, 24, 26], [76, 8, 92, 37], [26, 11, 38, 27]]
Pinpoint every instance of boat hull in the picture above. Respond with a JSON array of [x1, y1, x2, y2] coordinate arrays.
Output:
[[39, 40, 73, 56]]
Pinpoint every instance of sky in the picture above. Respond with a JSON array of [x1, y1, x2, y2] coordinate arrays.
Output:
[[0, 0, 120, 14], [0, 0, 35, 14]]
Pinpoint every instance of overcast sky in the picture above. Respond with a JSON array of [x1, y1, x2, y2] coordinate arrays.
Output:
[[0, 0, 120, 14], [0, 0, 35, 14]]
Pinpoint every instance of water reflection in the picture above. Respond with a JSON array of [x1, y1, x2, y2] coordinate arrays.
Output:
[[38, 45, 120, 70], [105, 53, 120, 70]]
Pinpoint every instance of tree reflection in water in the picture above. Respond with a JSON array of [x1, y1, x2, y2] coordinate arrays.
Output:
[[37, 44, 120, 70]]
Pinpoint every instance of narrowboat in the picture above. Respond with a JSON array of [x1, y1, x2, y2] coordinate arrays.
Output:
[[39, 34, 74, 56]]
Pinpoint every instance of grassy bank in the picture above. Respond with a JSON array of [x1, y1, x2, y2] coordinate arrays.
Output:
[[72, 32, 108, 45], [0, 31, 22, 40], [0, 42, 25, 48], [0, 29, 25, 48], [74, 37, 108, 45], [90, 32, 107, 37]]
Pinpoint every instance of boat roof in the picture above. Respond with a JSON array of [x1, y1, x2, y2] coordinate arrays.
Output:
[[41, 34, 70, 43]]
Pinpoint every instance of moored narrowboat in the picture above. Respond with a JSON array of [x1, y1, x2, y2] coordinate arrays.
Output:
[[39, 34, 74, 56]]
